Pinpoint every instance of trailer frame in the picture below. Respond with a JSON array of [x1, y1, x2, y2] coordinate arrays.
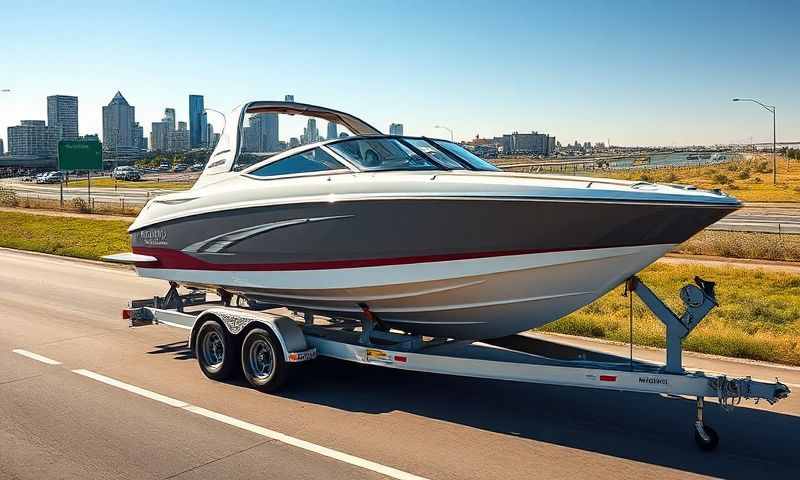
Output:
[[122, 275, 790, 451]]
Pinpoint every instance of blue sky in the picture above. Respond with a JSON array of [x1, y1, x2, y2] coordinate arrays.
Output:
[[2, 0, 798, 146]]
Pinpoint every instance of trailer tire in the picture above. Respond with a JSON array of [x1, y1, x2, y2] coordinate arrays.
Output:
[[241, 328, 289, 392], [195, 320, 239, 381]]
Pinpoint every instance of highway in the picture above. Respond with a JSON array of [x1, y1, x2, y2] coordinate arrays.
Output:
[[1, 248, 799, 479]]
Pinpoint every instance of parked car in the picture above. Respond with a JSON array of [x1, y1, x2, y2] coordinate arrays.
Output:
[[158, 163, 171, 172], [38, 171, 64, 184], [172, 163, 188, 172], [112, 166, 141, 181], [189, 163, 204, 172]]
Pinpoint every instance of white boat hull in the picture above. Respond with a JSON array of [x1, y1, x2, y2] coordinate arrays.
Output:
[[137, 243, 675, 339]]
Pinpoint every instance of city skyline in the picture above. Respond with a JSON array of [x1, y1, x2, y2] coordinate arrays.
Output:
[[2, 1, 799, 147]]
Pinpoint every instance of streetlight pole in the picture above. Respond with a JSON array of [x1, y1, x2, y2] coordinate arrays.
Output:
[[434, 125, 454, 142], [732, 98, 776, 184]]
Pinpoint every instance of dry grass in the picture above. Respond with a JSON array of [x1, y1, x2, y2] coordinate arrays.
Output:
[[540, 262, 800, 365], [67, 177, 192, 190], [677, 230, 800, 261], [589, 154, 800, 202]]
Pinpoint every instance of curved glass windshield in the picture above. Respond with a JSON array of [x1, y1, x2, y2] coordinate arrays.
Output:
[[248, 148, 345, 177], [433, 141, 500, 171], [329, 138, 439, 171], [403, 139, 465, 169]]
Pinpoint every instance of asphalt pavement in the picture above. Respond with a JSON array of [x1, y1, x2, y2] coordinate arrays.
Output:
[[1, 248, 799, 479]]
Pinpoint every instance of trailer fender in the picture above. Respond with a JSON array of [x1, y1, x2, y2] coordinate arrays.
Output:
[[190, 308, 311, 362]]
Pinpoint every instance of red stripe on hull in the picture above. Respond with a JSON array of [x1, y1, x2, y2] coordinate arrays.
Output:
[[132, 244, 647, 272]]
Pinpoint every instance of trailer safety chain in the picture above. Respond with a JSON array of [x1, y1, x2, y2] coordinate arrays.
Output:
[[709, 376, 746, 411]]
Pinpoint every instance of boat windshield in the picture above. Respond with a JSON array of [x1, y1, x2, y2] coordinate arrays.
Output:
[[329, 138, 440, 172], [432, 141, 500, 171]]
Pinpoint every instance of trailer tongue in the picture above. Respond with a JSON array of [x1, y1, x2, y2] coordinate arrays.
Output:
[[122, 276, 790, 452]]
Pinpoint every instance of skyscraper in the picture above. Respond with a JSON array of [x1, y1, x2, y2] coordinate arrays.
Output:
[[0, 138, 4, 156], [302, 118, 319, 144], [326, 121, 338, 141], [47, 95, 79, 140], [389, 123, 404, 136], [163, 108, 176, 131], [189, 94, 206, 148], [285, 94, 294, 102], [150, 121, 169, 151], [242, 113, 279, 152], [102, 91, 137, 153]]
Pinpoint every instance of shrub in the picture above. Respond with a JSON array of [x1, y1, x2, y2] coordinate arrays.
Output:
[[639, 173, 653, 183], [663, 172, 678, 183], [72, 197, 91, 213], [727, 163, 739, 172], [0, 186, 18, 207], [755, 161, 772, 173], [712, 173, 730, 184], [737, 169, 751, 180]]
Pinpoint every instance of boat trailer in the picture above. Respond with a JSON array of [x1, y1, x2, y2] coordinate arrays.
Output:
[[123, 276, 790, 451]]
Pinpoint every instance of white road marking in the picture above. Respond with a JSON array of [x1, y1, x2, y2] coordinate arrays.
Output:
[[72, 369, 189, 408], [71, 369, 428, 480], [184, 405, 428, 480], [12, 349, 62, 365]]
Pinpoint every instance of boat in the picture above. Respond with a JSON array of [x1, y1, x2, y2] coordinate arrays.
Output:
[[111, 101, 740, 340]]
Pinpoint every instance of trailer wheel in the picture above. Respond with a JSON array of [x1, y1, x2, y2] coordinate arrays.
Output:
[[195, 320, 238, 381], [241, 328, 289, 392], [694, 424, 719, 451]]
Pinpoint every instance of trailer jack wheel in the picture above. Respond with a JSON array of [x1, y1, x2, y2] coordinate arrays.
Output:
[[693, 396, 719, 451], [694, 422, 719, 451], [241, 328, 289, 393]]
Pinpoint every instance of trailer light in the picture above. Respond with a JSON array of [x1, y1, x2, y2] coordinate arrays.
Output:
[[599, 375, 617, 382], [394, 355, 407, 363], [122, 309, 132, 319]]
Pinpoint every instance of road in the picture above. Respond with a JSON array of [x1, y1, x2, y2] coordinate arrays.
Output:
[[710, 206, 800, 234], [1, 248, 799, 479]]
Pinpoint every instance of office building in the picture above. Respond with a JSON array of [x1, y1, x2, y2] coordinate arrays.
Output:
[[0, 138, 4, 156], [167, 121, 190, 152], [389, 123, 403, 136], [189, 94, 207, 148], [132, 122, 146, 150], [501, 131, 556, 156], [285, 94, 294, 102], [102, 91, 139, 154], [326, 121, 338, 141], [163, 108, 176, 130], [302, 118, 319, 144], [7, 120, 58, 157], [242, 113, 279, 152], [150, 122, 169, 151], [47, 95, 79, 140]]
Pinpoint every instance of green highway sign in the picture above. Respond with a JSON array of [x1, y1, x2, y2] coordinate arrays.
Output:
[[58, 140, 103, 171]]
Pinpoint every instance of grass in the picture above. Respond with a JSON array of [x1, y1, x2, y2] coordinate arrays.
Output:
[[0, 210, 131, 260], [540, 262, 800, 365], [67, 177, 193, 190], [677, 230, 800, 261], [585, 155, 800, 202], [1, 209, 799, 365]]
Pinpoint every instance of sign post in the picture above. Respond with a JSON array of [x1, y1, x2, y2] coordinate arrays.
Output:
[[58, 140, 102, 211]]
